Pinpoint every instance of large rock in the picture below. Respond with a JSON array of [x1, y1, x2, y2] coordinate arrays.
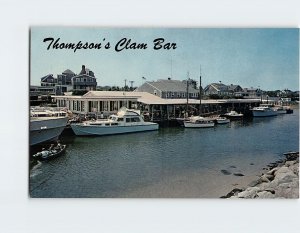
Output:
[[289, 164, 299, 176], [274, 171, 297, 185], [267, 167, 279, 175], [237, 187, 260, 198], [285, 161, 296, 167], [274, 166, 292, 176], [256, 190, 275, 199], [274, 180, 299, 198]]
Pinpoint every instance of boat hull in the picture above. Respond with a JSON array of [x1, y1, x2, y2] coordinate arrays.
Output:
[[216, 119, 230, 124], [184, 122, 215, 128], [30, 117, 68, 145], [252, 110, 278, 117], [276, 110, 286, 114], [71, 123, 159, 136]]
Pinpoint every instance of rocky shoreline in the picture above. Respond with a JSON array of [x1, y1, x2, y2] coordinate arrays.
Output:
[[221, 152, 299, 199]]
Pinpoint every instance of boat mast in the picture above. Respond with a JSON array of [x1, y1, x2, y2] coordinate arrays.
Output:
[[186, 72, 190, 118], [199, 65, 202, 115]]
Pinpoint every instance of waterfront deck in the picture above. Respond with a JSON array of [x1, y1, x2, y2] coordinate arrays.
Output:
[[54, 91, 262, 125]]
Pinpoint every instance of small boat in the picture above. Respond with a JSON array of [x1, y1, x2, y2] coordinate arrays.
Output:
[[224, 111, 244, 119], [32, 143, 66, 161], [184, 116, 215, 128], [71, 107, 159, 136], [251, 104, 278, 117], [215, 117, 230, 124]]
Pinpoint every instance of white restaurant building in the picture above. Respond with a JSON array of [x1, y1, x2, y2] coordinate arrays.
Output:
[[53, 91, 261, 120]]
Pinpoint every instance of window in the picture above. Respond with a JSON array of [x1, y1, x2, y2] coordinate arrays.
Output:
[[81, 101, 84, 112], [132, 117, 141, 122], [77, 101, 80, 111], [99, 101, 103, 111], [103, 101, 108, 111], [74, 101, 77, 111], [126, 118, 130, 122], [110, 101, 118, 111], [117, 118, 124, 122]]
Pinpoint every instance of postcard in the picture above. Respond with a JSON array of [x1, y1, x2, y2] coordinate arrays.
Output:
[[29, 27, 299, 198]]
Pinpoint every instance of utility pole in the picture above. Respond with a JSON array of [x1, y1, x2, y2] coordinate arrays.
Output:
[[124, 79, 127, 91], [129, 80, 134, 90]]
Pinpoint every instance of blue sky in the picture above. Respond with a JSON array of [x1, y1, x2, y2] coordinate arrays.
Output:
[[31, 28, 299, 90]]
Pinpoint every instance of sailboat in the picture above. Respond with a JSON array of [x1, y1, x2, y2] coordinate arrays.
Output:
[[184, 68, 215, 128]]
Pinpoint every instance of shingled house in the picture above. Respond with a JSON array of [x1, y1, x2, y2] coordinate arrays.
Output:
[[135, 78, 200, 99], [72, 65, 97, 91], [204, 83, 230, 96], [40, 74, 57, 87], [204, 83, 243, 97], [56, 69, 76, 95]]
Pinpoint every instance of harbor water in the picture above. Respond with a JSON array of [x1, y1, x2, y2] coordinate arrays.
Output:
[[30, 109, 299, 198]]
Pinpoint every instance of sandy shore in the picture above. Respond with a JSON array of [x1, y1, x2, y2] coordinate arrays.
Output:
[[222, 152, 299, 199]]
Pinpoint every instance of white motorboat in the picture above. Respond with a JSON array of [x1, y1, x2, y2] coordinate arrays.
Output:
[[215, 117, 230, 124], [33, 143, 66, 161], [70, 107, 159, 136], [251, 105, 278, 117], [30, 108, 69, 146], [184, 116, 215, 128], [224, 111, 244, 119]]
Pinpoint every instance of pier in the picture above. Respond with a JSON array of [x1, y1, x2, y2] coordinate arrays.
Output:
[[54, 91, 262, 126]]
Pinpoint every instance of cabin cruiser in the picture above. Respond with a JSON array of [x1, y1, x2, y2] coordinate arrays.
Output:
[[184, 116, 215, 128], [70, 107, 159, 136], [251, 104, 278, 117], [30, 107, 69, 146], [224, 111, 244, 119]]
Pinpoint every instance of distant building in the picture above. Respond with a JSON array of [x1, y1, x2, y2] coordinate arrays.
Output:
[[204, 83, 230, 96], [30, 85, 56, 97], [40, 74, 57, 87], [135, 78, 200, 99], [38, 65, 97, 95], [243, 87, 261, 98], [72, 65, 97, 91], [227, 84, 243, 95], [204, 83, 245, 97], [56, 69, 76, 95]]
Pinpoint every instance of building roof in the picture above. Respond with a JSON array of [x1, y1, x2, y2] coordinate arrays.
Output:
[[243, 87, 258, 92], [142, 79, 199, 93], [227, 84, 242, 91], [55, 91, 260, 105], [62, 69, 75, 75], [210, 83, 228, 91], [41, 74, 54, 82]]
